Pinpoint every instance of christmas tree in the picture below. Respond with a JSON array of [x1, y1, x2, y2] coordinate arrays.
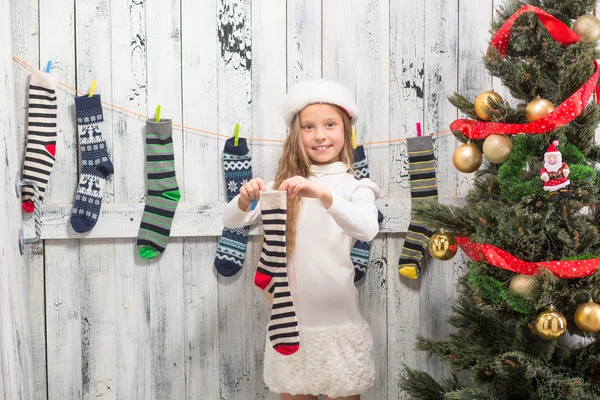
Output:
[[400, 1, 600, 399]]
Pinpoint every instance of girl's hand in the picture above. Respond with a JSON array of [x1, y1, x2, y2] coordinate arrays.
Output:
[[238, 178, 266, 211], [278, 176, 333, 208]]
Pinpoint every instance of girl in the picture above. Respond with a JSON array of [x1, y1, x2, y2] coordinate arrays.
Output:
[[222, 79, 380, 399]]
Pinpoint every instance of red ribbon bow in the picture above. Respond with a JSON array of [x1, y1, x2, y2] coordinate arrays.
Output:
[[450, 5, 600, 140]]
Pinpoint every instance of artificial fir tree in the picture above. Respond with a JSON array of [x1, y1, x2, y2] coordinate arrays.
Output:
[[400, 1, 600, 399]]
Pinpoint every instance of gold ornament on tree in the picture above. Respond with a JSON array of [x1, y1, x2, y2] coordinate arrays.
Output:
[[483, 134, 513, 164], [428, 229, 458, 261], [452, 141, 482, 173], [508, 274, 537, 298], [534, 305, 567, 340], [525, 97, 555, 122], [574, 298, 600, 333], [573, 14, 600, 43], [474, 91, 504, 121]]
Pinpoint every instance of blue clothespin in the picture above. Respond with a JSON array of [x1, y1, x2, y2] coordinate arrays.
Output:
[[45, 60, 52, 73], [250, 199, 258, 210]]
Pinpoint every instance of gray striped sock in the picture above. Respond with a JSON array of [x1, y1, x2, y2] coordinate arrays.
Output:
[[137, 119, 181, 259], [398, 136, 438, 279]]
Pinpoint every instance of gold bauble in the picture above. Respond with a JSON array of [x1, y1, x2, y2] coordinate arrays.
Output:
[[573, 14, 600, 43], [534, 306, 567, 340], [574, 300, 600, 333], [525, 98, 555, 122], [474, 91, 504, 121], [482, 134, 513, 164], [428, 231, 458, 261], [508, 274, 537, 298], [452, 142, 482, 173]]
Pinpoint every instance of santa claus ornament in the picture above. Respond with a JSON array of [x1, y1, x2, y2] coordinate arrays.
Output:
[[539, 140, 572, 201]]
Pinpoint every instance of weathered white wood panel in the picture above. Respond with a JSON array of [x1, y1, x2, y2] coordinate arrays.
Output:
[[0, 0, 35, 396], [215, 1, 256, 399], [9, 0, 47, 397], [422, 0, 460, 384], [181, 0, 221, 398], [24, 198, 424, 239], [388, 0, 427, 397], [4, 0, 499, 398], [287, 0, 321, 85], [38, 0, 83, 398], [251, 1, 287, 398], [353, 1, 391, 399], [110, 0, 151, 397], [74, 2, 118, 399], [145, 0, 186, 398]]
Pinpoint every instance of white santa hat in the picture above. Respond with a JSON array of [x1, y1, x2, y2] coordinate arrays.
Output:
[[281, 79, 359, 127], [545, 140, 561, 158]]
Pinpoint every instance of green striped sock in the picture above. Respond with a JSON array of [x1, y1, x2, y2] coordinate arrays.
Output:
[[137, 119, 181, 259]]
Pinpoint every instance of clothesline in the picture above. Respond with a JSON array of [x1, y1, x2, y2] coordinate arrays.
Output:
[[13, 56, 454, 146]]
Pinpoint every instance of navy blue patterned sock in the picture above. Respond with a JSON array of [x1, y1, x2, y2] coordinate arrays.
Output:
[[351, 145, 383, 282], [70, 94, 114, 233], [214, 137, 253, 276]]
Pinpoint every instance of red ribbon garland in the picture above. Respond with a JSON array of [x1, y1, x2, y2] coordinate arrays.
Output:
[[456, 236, 599, 279], [450, 5, 600, 140]]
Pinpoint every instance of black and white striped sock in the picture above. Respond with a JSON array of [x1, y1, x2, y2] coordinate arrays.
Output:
[[22, 70, 58, 212], [256, 191, 300, 356]]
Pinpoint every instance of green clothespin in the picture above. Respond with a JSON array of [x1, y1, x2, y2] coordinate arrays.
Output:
[[155, 105, 161, 122], [234, 123, 240, 146]]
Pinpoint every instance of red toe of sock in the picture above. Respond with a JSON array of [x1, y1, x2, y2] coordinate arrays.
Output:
[[254, 271, 273, 290], [22, 200, 34, 213], [274, 344, 299, 356]]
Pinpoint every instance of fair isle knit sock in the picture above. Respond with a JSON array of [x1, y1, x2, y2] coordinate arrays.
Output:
[[256, 191, 300, 356], [70, 94, 114, 233], [22, 70, 58, 212], [137, 119, 181, 259], [351, 145, 384, 282], [214, 137, 253, 276], [398, 136, 438, 279]]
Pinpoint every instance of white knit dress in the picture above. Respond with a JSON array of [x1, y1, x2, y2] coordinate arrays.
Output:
[[223, 162, 380, 397]]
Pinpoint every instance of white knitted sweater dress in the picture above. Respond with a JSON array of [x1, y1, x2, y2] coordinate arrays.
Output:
[[223, 161, 380, 397]]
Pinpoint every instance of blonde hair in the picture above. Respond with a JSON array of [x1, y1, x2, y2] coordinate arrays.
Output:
[[273, 104, 354, 257]]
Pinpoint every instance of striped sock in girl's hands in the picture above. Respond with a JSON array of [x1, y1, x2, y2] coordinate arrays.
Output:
[[256, 190, 300, 356]]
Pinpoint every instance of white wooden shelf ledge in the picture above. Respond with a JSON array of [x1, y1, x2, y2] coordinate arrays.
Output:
[[22, 198, 465, 240]]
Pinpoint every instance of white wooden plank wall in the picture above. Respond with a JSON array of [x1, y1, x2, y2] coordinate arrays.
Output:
[[7, 0, 499, 398], [0, 0, 35, 397]]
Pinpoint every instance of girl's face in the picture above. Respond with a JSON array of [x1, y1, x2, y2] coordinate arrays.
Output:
[[299, 103, 345, 165]]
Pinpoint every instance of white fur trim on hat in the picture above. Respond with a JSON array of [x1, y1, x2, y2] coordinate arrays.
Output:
[[282, 79, 359, 126]]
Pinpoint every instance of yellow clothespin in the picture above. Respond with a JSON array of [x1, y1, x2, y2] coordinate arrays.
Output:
[[88, 80, 97, 97], [352, 128, 357, 149], [234, 123, 240, 146], [155, 105, 161, 122]]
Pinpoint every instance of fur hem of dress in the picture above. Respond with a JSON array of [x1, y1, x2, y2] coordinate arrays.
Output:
[[263, 323, 375, 397]]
